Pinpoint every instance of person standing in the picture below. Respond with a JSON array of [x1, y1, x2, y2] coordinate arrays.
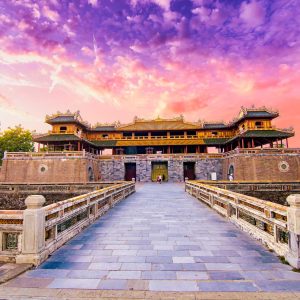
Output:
[[158, 174, 162, 184]]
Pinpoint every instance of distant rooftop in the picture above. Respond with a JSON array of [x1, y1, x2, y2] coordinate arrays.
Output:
[[46, 110, 90, 128], [117, 116, 200, 131]]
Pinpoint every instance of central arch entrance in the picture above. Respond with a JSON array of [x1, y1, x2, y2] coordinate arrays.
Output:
[[151, 161, 168, 182]]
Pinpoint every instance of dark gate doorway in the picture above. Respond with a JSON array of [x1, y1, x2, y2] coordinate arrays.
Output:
[[151, 162, 168, 182], [125, 163, 136, 181], [183, 162, 196, 180]]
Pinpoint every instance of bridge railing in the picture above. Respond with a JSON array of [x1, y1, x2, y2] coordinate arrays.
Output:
[[0, 210, 23, 262], [0, 181, 135, 265], [191, 180, 300, 193], [186, 181, 300, 268], [0, 182, 127, 194]]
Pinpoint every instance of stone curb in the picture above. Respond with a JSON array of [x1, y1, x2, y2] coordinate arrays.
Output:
[[0, 264, 32, 285], [0, 288, 300, 300]]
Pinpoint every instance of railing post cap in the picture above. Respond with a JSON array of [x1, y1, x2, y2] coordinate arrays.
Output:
[[287, 194, 300, 207], [25, 195, 46, 209]]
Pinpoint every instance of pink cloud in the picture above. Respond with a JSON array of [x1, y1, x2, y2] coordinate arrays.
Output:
[[240, 0, 266, 27], [88, 0, 98, 7], [168, 96, 209, 113], [42, 6, 60, 22]]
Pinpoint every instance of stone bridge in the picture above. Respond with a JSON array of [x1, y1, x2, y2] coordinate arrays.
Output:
[[4, 183, 300, 293]]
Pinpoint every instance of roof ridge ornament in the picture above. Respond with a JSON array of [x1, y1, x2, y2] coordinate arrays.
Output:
[[92, 122, 117, 128]]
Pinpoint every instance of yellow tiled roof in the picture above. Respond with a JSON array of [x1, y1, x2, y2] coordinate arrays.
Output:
[[117, 118, 200, 131]]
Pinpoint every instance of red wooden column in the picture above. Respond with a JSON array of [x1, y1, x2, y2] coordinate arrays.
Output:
[[252, 138, 255, 148], [241, 139, 244, 148], [286, 138, 289, 148], [77, 141, 81, 151]]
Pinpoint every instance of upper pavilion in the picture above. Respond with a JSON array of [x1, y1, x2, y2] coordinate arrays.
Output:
[[34, 107, 294, 154]]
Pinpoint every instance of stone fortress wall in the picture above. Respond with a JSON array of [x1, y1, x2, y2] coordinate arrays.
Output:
[[99, 156, 222, 182], [222, 148, 300, 181], [0, 149, 300, 183], [0, 152, 100, 183], [0, 158, 89, 183]]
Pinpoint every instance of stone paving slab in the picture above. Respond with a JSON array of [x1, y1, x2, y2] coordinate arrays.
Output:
[[3, 183, 300, 292]]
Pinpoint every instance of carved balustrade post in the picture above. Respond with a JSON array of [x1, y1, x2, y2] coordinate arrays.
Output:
[[16, 195, 46, 266], [286, 194, 300, 268], [227, 203, 232, 218]]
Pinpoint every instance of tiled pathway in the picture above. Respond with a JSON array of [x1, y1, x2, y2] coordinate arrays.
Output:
[[5, 183, 300, 292]]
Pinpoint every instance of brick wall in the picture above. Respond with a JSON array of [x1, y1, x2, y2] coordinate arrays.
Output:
[[223, 154, 300, 181], [1, 152, 299, 183], [0, 157, 99, 183]]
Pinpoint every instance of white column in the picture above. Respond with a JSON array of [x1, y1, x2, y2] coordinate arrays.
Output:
[[286, 194, 300, 268], [16, 195, 47, 266]]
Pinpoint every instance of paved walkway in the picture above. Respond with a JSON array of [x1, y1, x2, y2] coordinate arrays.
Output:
[[4, 183, 300, 292]]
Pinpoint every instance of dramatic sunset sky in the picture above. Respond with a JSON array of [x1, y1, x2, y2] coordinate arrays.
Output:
[[0, 0, 299, 145]]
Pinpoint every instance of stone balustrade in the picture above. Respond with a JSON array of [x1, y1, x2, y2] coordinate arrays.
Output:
[[0, 182, 135, 266], [0, 182, 127, 194], [4, 151, 224, 160], [6, 148, 300, 162], [186, 181, 300, 268], [0, 210, 23, 262], [224, 148, 300, 157], [192, 180, 300, 193], [4, 150, 98, 160]]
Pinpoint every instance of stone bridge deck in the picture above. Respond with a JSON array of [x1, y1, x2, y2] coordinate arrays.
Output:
[[5, 183, 300, 292]]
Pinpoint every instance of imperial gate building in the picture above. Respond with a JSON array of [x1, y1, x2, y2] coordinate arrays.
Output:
[[35, 107, 293, 154], [0, 107, 297, 183]]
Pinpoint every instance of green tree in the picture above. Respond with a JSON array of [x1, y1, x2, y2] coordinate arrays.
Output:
[[0, 126, 34, 162]]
